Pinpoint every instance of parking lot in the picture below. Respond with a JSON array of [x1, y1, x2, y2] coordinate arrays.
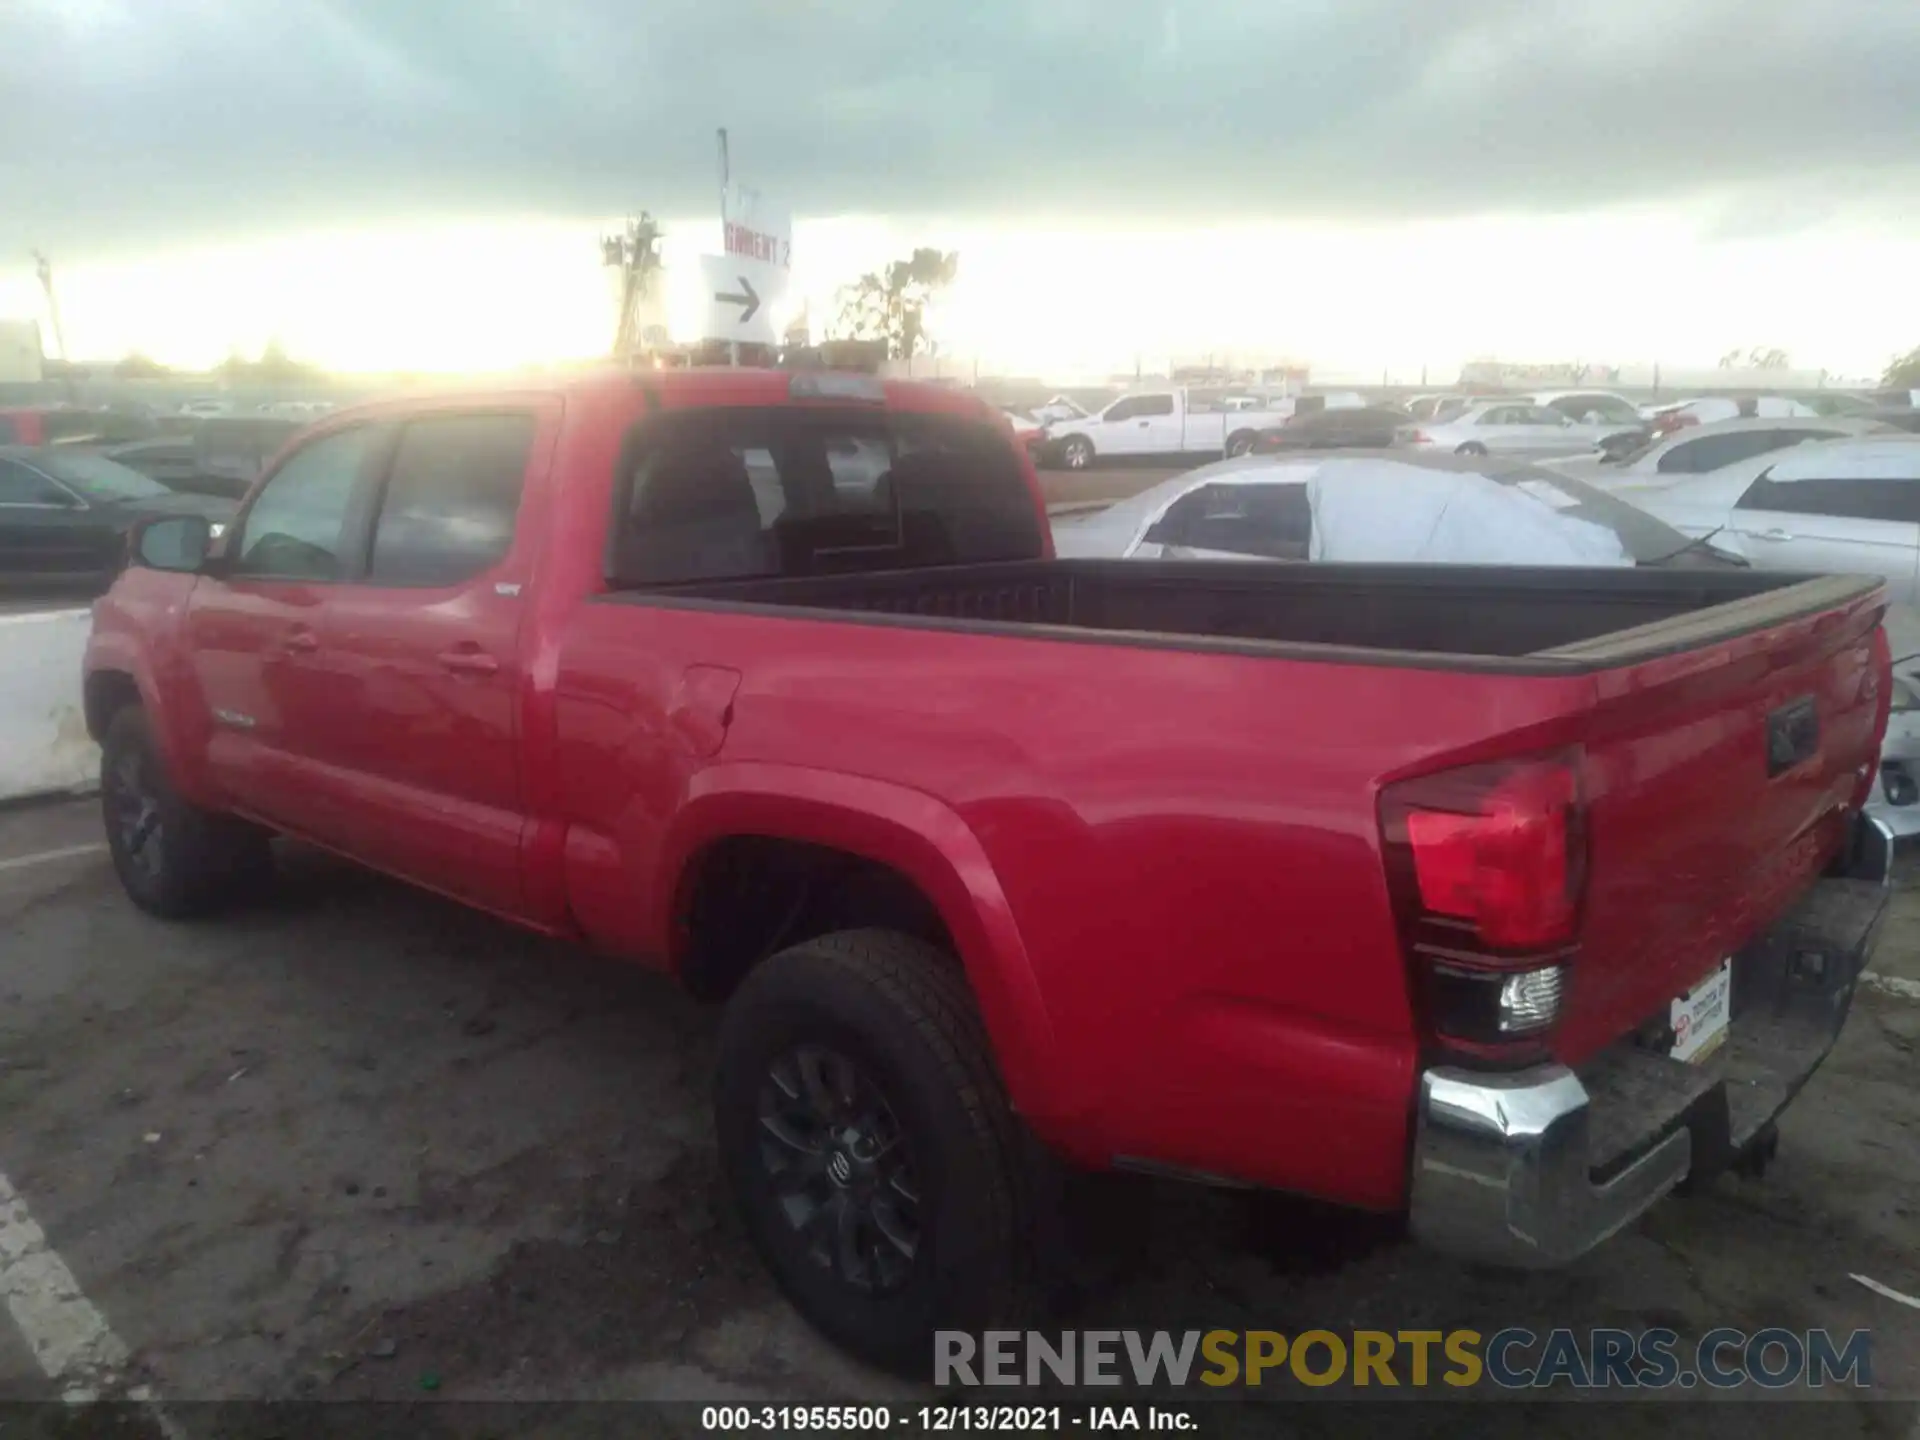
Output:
[[1, 796, 1919, 1435]]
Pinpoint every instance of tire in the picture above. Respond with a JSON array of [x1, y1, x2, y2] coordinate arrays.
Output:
[[1060, 435, 1094, 470], [1455, 441, 1488, 457], [1226, 429, 1258, 458], [100, 706, 272, 919], [715, 929, 1027, 1376]]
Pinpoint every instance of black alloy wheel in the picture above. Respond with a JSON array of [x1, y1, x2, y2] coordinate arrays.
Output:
[[757, 1043, 922, 1295]]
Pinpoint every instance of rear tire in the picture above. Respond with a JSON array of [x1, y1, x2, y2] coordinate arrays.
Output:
[[715, 929, 1027, 1377], [1226, 429, 1258, 457], [1456, 441, 1488, 457], [101, 706, 272, 919]]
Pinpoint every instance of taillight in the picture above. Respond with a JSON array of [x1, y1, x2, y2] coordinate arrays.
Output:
[[1856, 624, 1894, 809], [1407, 429, 1430, 444], [1380, 752, 1587, 1061]]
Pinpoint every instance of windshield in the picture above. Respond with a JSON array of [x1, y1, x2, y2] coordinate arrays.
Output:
[[36, 450, 171, 501]]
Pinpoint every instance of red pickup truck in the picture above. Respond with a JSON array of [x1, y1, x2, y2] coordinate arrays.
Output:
[[86, 368, 1896, 1372]]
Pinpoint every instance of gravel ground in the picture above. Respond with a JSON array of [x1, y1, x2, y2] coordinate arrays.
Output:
[[0, 798, 1916, 1438]]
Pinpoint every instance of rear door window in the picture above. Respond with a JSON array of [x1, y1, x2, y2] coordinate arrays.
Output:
[[609, 408, 1042, 586]]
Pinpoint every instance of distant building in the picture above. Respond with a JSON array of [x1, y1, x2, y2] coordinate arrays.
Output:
[[0, 320, 44, 384]]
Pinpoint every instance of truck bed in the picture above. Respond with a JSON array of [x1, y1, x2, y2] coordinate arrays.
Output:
[[616, 560, 1878, 673]]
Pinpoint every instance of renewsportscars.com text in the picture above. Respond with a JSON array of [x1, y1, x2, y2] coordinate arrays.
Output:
[[935, 1327, 1873, 1391]]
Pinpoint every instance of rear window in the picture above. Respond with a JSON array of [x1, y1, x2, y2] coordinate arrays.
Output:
[[608, 407, 1043, 586]]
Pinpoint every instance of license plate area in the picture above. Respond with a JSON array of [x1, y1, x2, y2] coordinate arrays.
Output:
[[1671, 958, 1733, 1064]]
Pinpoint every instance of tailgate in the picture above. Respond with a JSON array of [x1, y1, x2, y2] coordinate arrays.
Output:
[[1552, 585, 1890, 1064]]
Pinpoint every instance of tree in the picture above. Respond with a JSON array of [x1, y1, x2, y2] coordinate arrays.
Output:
[[1719, 346, 1790, 370], [1885, 346, 1920, 390], [113, 352, 171, 380], [829, 248, 959, 359], [215, 340, 323, 386]]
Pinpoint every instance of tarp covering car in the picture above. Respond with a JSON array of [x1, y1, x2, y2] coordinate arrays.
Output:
[[1306, 461, 1632, 567]]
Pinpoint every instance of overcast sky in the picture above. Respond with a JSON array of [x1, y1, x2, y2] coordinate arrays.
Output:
[[3, 0, 1917, 373]]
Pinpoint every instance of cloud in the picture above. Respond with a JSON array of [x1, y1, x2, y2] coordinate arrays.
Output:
[[4, 0, 1918, 255]]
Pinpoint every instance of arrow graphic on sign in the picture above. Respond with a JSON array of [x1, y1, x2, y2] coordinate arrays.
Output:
[[714, 275, 761, 324]]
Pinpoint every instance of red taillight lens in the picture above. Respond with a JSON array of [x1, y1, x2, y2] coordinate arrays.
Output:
[[1404, 762, 1579, 949], [1381, 753, 1587, 1057], [1407, 428, 1430, 444]]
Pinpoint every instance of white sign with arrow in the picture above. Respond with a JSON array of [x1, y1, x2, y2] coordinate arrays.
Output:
[[698, 252, 786, 346]]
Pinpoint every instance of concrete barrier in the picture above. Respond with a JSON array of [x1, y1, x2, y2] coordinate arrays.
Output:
[[0, 608, 97, 803]]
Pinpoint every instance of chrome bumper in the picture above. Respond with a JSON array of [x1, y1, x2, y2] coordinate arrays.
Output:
[[1408, 814, 1895, 1269]]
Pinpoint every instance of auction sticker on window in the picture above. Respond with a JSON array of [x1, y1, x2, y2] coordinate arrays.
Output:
[[1671, 958, 1732, 1063]]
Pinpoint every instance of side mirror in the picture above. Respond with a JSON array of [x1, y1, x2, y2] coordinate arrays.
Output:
[[130, 514, 213, 573]]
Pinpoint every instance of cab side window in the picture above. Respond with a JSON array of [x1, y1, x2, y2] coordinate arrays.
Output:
[[233, 426, 379, 580], [368, 413, 536, 585]]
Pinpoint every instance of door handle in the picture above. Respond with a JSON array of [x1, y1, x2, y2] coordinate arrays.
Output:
[[1756, 528, 1795, 543], [279, 627, 319, 653], [437, 648, 499, 676]]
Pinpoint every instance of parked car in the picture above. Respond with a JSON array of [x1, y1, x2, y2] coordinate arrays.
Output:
[[1400, 400, 1640, 458], [1645, 396, 1819, 431], [1029, 394, 1095, 425], [1853, 408, 1920, 435], [1545, 416, 1893, 487], [97, 416, 303, 500], [1051, 452, 1745, 570], [0, 446, 233, 587], [1036, 387, 1345, 468], [1250, 405, 1412, 453], [1643, 401, 1706, 438], [1619, 434, 1920, 837], [99, 437, 202, 492], [1800, 393, 1880, 418], [0, 405, 159, 447], [193, 416, 303, 497], [1873, 670, 1920, 837], [1623, 436, 1920, 602], [177, 396, 238, 419], [1522, 390, 1646, 427], [89, 367, 1895, 1374], [1401, 394, 1458, 421], [998, 408, 1047, 461]]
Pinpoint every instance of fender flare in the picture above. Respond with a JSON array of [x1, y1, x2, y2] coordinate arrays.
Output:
[[83, 633, 212, 806], [660, 762, 1066, 1122]]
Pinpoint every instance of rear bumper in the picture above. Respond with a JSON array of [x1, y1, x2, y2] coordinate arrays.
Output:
[[1408, 813, 1894, 1268]]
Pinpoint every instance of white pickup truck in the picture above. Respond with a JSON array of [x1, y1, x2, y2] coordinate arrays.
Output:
[[1037, 388, 1363, 469]]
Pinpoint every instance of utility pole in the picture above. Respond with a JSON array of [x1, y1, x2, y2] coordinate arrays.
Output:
[[31, 250, 75, 399], [717, 127, 739, 368], [601, 215, 664, 365]]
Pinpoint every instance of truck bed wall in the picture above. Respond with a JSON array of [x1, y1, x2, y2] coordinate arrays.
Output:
[[653, 559, 1812, 662]]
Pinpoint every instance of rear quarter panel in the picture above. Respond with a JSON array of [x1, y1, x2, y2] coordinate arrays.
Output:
[[552, 600, 1601, 1209]]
